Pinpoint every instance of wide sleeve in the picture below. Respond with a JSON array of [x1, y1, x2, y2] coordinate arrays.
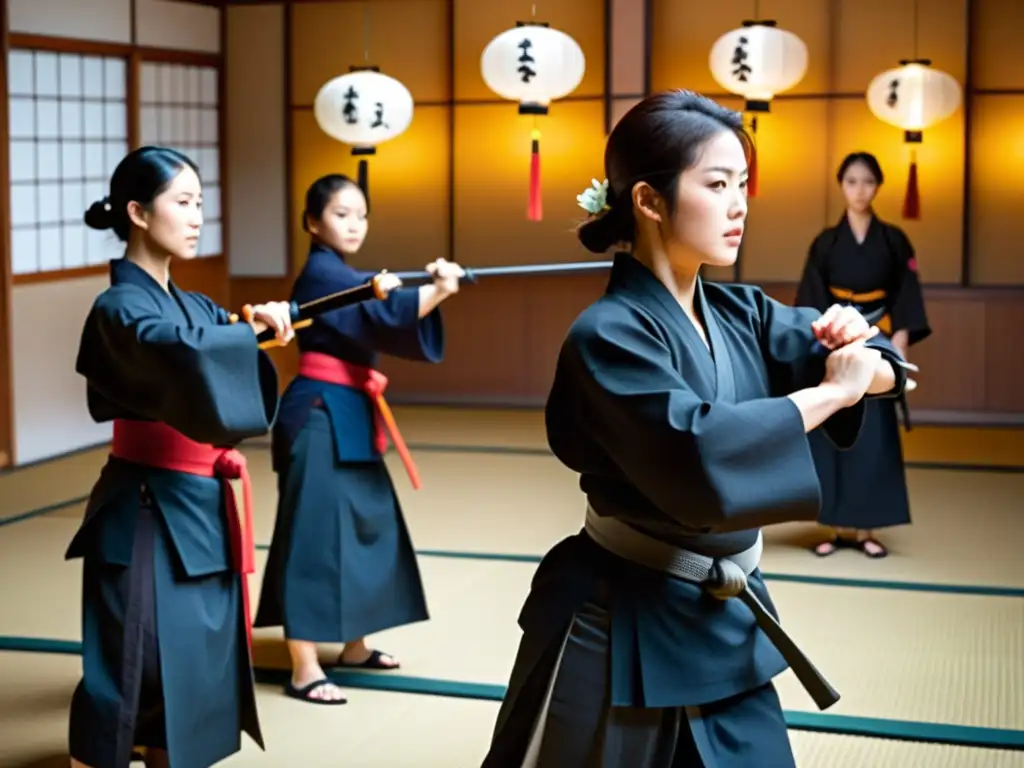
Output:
[[754, 290, 908, 447], [794, 234, 832, 311], [548, 314, 822, 533], [297, 257, 444, 363], [76, 286, 279, 445], [887, 226, 932, 346]]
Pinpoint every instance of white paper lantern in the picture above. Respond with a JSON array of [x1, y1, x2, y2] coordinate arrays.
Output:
[[708, 21, 808, 110], [481, 23, 585, 114], [866, 59, 962, 133], [313, 68, 414, 152], [864, 58, 962, 221], [480, 22, 586, 222]]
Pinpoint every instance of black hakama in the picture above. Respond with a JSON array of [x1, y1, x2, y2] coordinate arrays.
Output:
[[797, 215, 931, 531], [254, 244, 444, 647], [481, 253, 908, 767], [256, 407, 428, 641], [67, 258, 279, 767]]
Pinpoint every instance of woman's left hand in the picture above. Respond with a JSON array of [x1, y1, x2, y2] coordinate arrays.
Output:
[[426, 257, 465, 296], [812, 304, 879, 350]]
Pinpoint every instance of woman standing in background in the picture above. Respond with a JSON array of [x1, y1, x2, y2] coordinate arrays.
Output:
[[796, 151, 931, 559]]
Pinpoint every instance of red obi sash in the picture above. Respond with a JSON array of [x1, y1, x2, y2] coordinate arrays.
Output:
[[298, 351, 422, 490], [110, 419, 256, 653]]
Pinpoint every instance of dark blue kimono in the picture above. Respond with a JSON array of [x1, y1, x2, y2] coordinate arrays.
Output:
[[797, 214, 931, 531], [253, 244, 444, 647], [481, 253, 907, 768], [66, 258, 279, 768]]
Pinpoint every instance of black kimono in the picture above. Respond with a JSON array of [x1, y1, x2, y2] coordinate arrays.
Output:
[[481, 253, 907, 768], [254, 244, 444, 649], [66, 258, 279, 767], [796, 214, 931, 530]]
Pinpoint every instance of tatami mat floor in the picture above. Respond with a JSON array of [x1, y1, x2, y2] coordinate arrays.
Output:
[[0, 407, 1022, 766]]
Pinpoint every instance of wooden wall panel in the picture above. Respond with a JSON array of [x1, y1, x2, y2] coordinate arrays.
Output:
[[966, 95, 1024, 285], [742, 99, 831, 282], [451, 100, 607, 267], [173, 254, 230, 308], [973, 0, 1024, 90], [834, 0, 967, 92], [290, 0, 448, 106]]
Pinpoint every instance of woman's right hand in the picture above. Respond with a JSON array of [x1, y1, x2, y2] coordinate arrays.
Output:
[[822, 340, 882, 406], [375, 270, 403, 296], [247, 301, 295, 344]]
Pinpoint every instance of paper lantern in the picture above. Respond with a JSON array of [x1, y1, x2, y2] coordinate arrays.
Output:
[[709, 20, 808, 197], [481, 22, 586, 220], [313, 66, 414, 207], [866, 58, 962, 219], [709, 21, 808, 109]]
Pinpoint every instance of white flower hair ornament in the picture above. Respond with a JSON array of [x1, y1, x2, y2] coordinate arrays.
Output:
[[576, 178, 610, 218]]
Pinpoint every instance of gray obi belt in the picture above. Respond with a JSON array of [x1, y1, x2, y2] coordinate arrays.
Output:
[[585, 505, 840, 711]]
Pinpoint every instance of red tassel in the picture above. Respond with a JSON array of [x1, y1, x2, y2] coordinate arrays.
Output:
[[747, 144, 759, 198], [528, 129, 542, 221], [902, 160, 920, 220]]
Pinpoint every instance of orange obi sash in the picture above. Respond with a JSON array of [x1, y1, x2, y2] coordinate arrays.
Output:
[[110, 419, 256, 652], [298, 351, 422, 490], [828, 286, 892, 335]]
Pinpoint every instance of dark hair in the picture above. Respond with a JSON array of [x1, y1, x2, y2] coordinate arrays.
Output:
[[837, 152, 884, 185], [302, 173, 365, 232], [84, 146, 199, 242], [577, 90, 751, 254]]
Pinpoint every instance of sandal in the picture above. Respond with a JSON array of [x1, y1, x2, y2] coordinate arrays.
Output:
[[333, 649, 400, 670], [857, 538, 889, 559], [812, 537, 853, 557], [284, 678, 348, 705]]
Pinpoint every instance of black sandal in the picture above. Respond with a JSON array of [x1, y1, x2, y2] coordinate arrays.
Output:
[[284, 678, 348, 705], [857, 538, 889, 559], [334, 649, 400, 670], [812, 537, 854, 557]]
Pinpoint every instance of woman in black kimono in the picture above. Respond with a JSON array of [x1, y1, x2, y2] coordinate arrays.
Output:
[[253, 174, 464, 704], [68, 146, 296, 768], [796, 152, 931, 559], [481, 91, 910, 768]]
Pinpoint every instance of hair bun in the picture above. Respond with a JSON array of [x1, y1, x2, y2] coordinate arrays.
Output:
[[577, 204, 633, 254], [84, 198, 115, 231]]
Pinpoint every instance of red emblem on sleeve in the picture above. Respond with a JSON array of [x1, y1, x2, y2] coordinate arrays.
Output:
[[907, 257, 918, 273]]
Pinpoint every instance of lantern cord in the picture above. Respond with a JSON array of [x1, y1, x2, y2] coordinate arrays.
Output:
[[902, 147, 920, 220], [912, 0, 919, 59], [528, 125, 542, 221], [358, 159, 370, 214], [363, 1, 370, 62], [747, 116, 759, 198]]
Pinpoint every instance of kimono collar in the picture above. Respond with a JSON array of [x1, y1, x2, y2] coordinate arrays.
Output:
[[309, 242, 345, 263], [606, 252, 734, 400], [109, 257, 187, 312]]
